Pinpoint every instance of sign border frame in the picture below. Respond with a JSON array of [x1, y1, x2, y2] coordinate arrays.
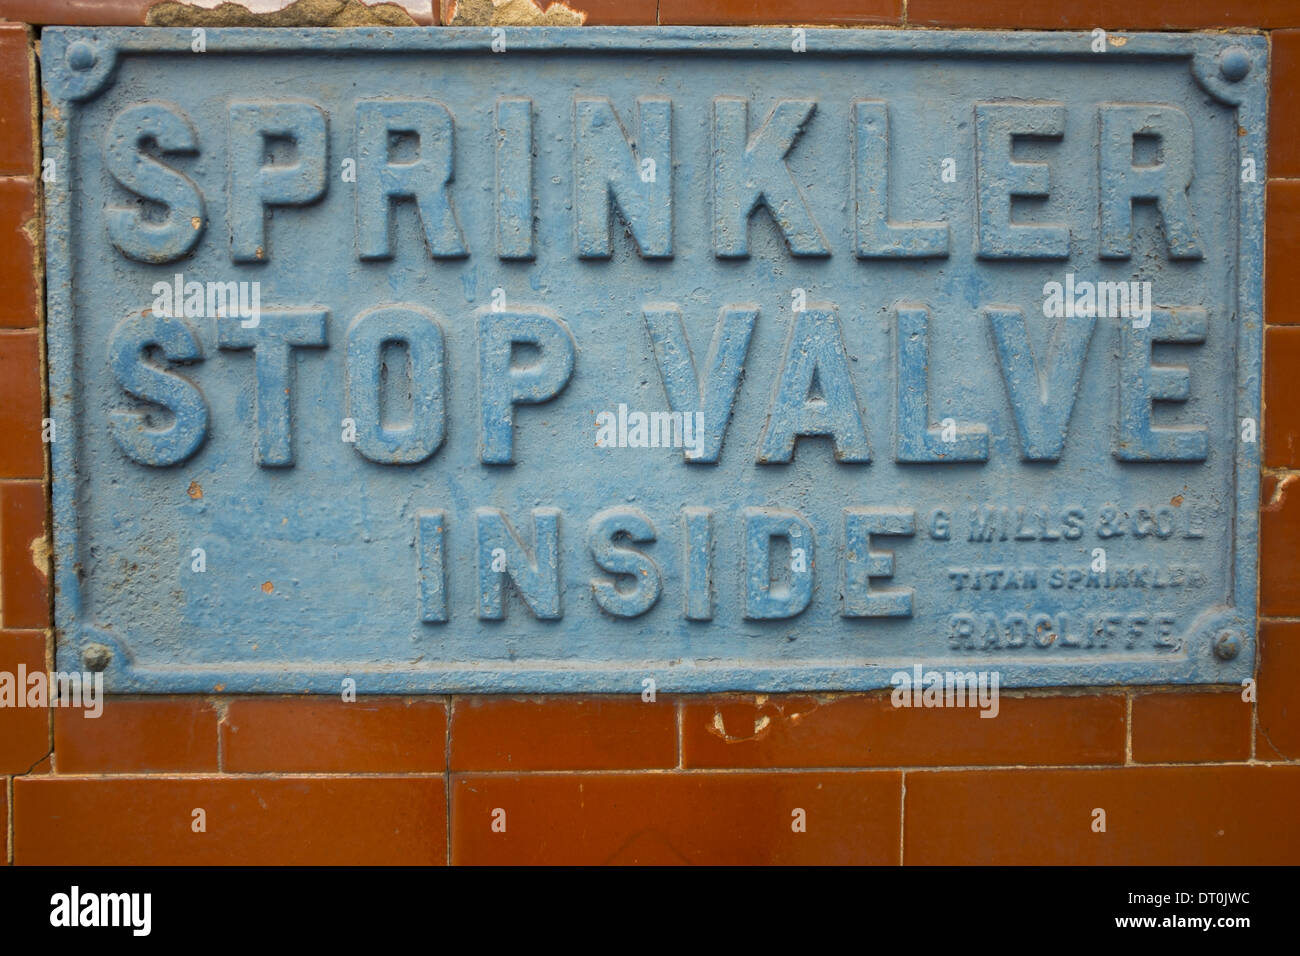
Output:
[[41, 26, 1266, 693]]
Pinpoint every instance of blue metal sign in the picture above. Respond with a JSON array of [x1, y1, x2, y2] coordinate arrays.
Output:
[[43, 27, 1265, 693]]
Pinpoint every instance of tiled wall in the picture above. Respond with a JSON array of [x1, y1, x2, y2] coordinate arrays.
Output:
[[1, 1, 1296, 864]]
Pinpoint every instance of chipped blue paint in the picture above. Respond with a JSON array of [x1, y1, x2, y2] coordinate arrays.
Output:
[[42, 27, 1265, 693]]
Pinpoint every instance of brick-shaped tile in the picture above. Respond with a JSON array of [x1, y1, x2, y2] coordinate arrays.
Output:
[[681, 693, 1126, 768], [54, 698, 219, 773], [450, 696, 676, 771], [1260, 474, 1300, 617], [659, 0, 901, 25], [442, 0, 654, 25], [452, 771, 901, 864], [1265, 325, 1300, 467], [1130, 691, 1251, 764], [0, 0, 439, 25], [0, 25, 32, 176], [1275, 32, 1300, 180], [0, 1, 152, 25], [0, 629, 49, 773], [1258, 620, 1300, 760], [0, 179, 39, 329], [0, 480, 49, 628], [14, 776, 447, 864], [221, 697, 446, 773], [1266, 181, 1300, 326], [909, 0, 1300, 28], [905, 766, 1300, 864], [0, 331, 43, 477]]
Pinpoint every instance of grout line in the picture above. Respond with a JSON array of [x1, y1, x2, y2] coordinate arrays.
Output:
[[444, 696, 453, 866], [214, 699, 225, 773], [33, 17, 51, 661], [1125, 691, 1133, 766], [675, 699, 682, 769], [1251, 630, 1260, 763], [45, 627, 54, 771], [898, 769, 906, 866], [24, 759, 1295, 780]]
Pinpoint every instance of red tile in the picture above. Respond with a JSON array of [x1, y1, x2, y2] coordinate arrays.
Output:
[[910, 1, 1300, 29], [0, 25, 32, 176], [54, 697, 218, 773], [905, 765, 1300, 864], [0, 1, 438, 25], [1266, 325, 1300, 467], [1275, 32, 1300, 180], [14, 775, 446, 864], [147, 0, 433, 25], [681, 692, 1125, 768], [563, 0, 656, 25], [0, 480, 48, 628], [451, 771, 900, 864], [1266, 181, 1300, 326], [0, 1, 152, 25], [222, 697, 446, 772], [1258, 619, 1300, 760], [659, 0, 900, 25], [0, 179, 38, 329], [450, 696, 676, 770], [0, 331, 43, 476], [0, 629, 49, 773], [1260, 474, 1300, 617], [1130, 691, 1251, 763], [443, 0, 650, 24]]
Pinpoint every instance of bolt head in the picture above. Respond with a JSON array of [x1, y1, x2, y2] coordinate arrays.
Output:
[[1213, 631, 1241, 661], [67, 41, 96, 72], [1219, 47, 1251, 82], [82, 642, 112, 672]]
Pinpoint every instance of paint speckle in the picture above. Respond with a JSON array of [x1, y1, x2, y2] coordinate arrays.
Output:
[[191, 216, 201, 230], [187, 480, 203, 499], [261, 581, 274, 593], [1171, 495, 1183, 507]]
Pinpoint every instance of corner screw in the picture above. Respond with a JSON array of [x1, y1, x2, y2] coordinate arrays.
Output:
[[82, 643, 112, 672], [67, 41, 97, 72], [1213, 630, 1241, 661], [1219, 47, 1251, 82]]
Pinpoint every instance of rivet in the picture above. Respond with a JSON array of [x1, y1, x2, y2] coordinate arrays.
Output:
[[1212, 631, 1240, 661], [1219, 47, 1251, 83], [67, 41, 97, 72], [83, 642, 112, 672]]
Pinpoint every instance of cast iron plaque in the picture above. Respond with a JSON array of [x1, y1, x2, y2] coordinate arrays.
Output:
[[43, 27, 1266, 692]]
